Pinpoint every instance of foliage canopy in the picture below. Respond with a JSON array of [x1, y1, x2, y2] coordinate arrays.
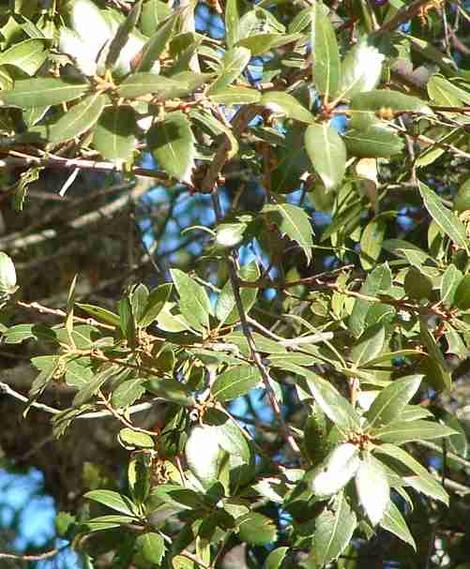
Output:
[[0, 0, 469, 567]]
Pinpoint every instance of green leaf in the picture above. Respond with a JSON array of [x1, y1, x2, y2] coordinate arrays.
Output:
[[139, 283, 172, 327], [344, 126, 404, 158], [93, 106, 137, 162], [118, 427, 154, 449], [351, 90, 431, 114], [216, 261, 259, 325], [350, 323, 386, 368], [1, 78, 89, 108], [310, 492, 357, 566], [340, 41, 384, 98], [118, 297, 136, 348], [84, 489, 139, 517], [373, 443, 449, 506], [404, 266, 433, 300], [261, 91, 314, 124], [440, 265, 463, 306], [237, 32, 301, 56], [105, 0, 142, 69], [72, 365, 119, 407], [147, 111, 195, 183], [403, 475, 450, 506], [185, 425, 222, 486], [118, 72, 198, 99], [225, 0, 240, 48], [365, 376, 422, 428], [76, 303, 120, 327], [310, 3, 341, 100], [211, 365, 261, 402], [137, 12, 178, 72], [170, 268, 212, 332], [305, 123, 347, 190], [84, 514, 138, 532], [306, 373, 361, 434], [262, 203, 313, 262], [0, 39, 48, 75], [49, 93, 106, 144], [140, 0, 171, 36], [311, 443, 360, 497], [454, 274, 470, 310], [136, 532, 165, 564], [2, 324, 56, 344], [380, 502, 416, 550], [418, 181, 468, 252], [419, 319, 452, 392], [111, 379, 146, 408], [237, 512, 277, 545], [349, 263, 392, 337], [374, 420, 456, 445], [207, 47, 251, 94], [265, 547, 288, 569], [355, 455, 389, 525], [360, 217, 386, 270], [208, 86, 261, 105]]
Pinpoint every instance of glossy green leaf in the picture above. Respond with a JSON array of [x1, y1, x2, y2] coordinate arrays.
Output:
[[140, 0, 171, 36], [351, 90, 431, 114], [0, 39, 48, 75], [49, 93, 106, 144], [306, 374, 361, 434], [305, 123, 347, 189], [208, 86, 261, 105], [365, 376, 422, 428], [311, 443, 360, 497], [105, 0, 142, 69], [139, 283, 172, 327], [1, 78, 89, 108], [170, 268, 212, 332], [238, 32, 301, 56], [93, 106, 137, 162], [340, 41, 384, 98], [76, 303, 120, 327], [345, 126, 404, 158], [136, 532, 165, 564], [418, 181, 468, 251], [310, 492, 357, 566], [374, 420, 456, 444], [137, 12, 178, 72], [111, 379, 146, 408], [261, 91, 314, 124], [360, 217, 386, 269], [84, 514, 138, 532], [207, 47, 251, 94], [118, 72, 199, 99], [147, 111, 195, 183], [374, 443, 449, 506], [265, 547, 288, 569], [238, 512, 277, 545], [403, 475, 450, 506], [212, 365, 261, 402], [355, 455, 389, 525], [440, 265, 463, 306], [225, 0, 240, 48], [454, 274, 470, 310], [351, 323, 386, 368], [84, 489, 139, 517], [380, 502, 416, 550], [311, 2, 341, 100], [118, 427, 154, 449], [262, 203, 313, 262]]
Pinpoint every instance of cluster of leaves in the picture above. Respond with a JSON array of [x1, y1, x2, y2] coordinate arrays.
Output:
[[0, 0, 469, 568]]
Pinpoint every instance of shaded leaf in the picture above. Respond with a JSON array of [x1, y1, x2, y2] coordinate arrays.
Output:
[[380, 502, 416, 550], [49, 93, 106, 144], [238, 512, 277, 545], [93, 106, 137, 162], [212, 365, 261, 402], [1, 78, 89, 108], [147, 112, 195, 183]]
